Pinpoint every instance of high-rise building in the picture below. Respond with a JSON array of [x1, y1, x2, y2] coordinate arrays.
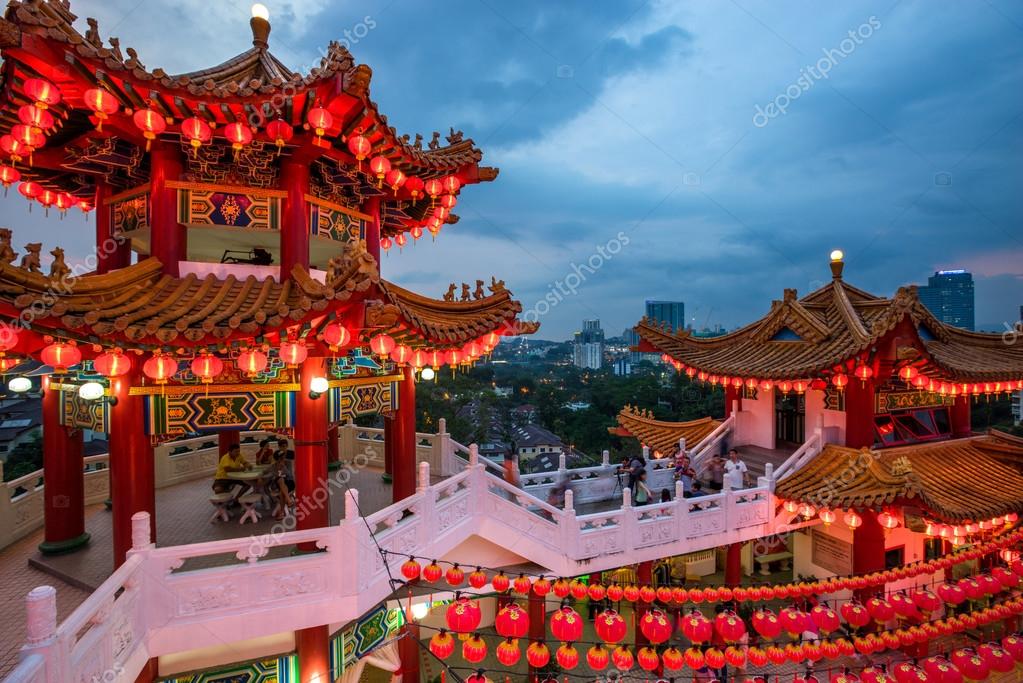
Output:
[[645, 300, 685, 332], [573, 319, 604, 369], [918, 270, 974, 331]]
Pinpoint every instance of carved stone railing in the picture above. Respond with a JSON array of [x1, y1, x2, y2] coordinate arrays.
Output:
[[6, 446, 780, 683], [774, 428, 824, 481], [689, 414, 735, 476], [518, 448, 677, 505]]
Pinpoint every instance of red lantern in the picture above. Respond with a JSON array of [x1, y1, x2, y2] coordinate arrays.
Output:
[[811, 605, 840, 633], [531, 575, 550, 595], [190, 353, 223, 383], [637, 646, 659, 672], [278, 340, 308, 367], [132, 108, 166, 150], [638, 585, 657, 603], [321, 323, 351, 350], [751, 608, 782, 639], [784, 642, 805, 664], [494, 603, 528, 639], [405, 175, 425, 200], [467, 567, 487, 589], [841, 602, 871, 629], [236, 349, 268, 376], [552, 578, 571, 598], [444, 564, 464, 586], [550, 606, 583, 642], [17, 181, 41, 203], [370, 334, 395, 358], [180, 117, 212, 154], [491, 572, 510, 592], [512, 574, 531, 595], [831, 372, 849, 389], [369, 155, 391, 186], [587, 645, 610, 671], [684, 646, 706, 669], [265, 119, 293, 151], [715, 610, 747, 643], [495, 638, 519, 666], [24, 78, 61, 108], [747, 646, 769, 667], [429, 630, 454, 659], [724, 645, 747, 667], [844, 509, 863, 530], [461, 635, 487, 663], [0, 327, 19, 354], [389, 345, 412, 366], [0, 164, 19, 190], [442, 175, 461, 194], [385, 168, 407, 191], [612, 646, 635, 671], [951, 649, 989, 682], [681, 610, 713, 643], [41, 341, 81, 373], [866, 596, 895, 623], [82, 88, 119, 130], [18, 105, 54, 134], [223, 122, 253, 154], [440, 193, 457, 210], [347, 133, 371, 161], [525, 641, 549, 668], [594, 609, 627, 644], [446, 597, 481, 633], [779, 607, 808, 637], [3, 136, 32, 164], [400, 557, 421, 580], [306, 107, 333, 139], [143, 353, 177, 383], [556, 643, 579, 669], [639, 609, 672, 644], [422, 561, 443, 583], [424, 177, 443, 200], [12, 125, 44, 150]]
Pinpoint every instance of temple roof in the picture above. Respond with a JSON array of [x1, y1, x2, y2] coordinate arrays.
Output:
[[0, 249, 536, 349], [775, 432, 1023, 522], [636, 275, 1023, 382], [608, 405, 721, 457]]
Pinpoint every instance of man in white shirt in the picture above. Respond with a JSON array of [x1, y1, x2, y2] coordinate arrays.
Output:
[[723, 449, 748, 489]]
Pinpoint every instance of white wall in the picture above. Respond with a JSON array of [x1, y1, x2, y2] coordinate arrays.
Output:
[[805, 391, 847, 445], [736, 387, 776, 449]]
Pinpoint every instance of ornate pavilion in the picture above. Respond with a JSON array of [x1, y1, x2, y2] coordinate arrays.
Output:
[[0, 1, 534, 680]]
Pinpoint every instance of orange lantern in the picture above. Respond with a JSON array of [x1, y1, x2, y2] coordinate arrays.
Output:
[[278, 340, 308, 367], [24, 78, 61, 109], [83, 87, 119, 130], [41, 341, 81, 373], [236, 349, 268, 376], [400, 557, 421, 580], [422, 561, 443, 583], [661, 646, 684, 671], [306, 107, 333, 140], [586, 645, 610, 671], [321, 322, 351, 351], [429, 630, 454, 659], [444, 563, 465, 586], [490, 571, 510, 592], [555, 643, 579, 669], [531, 576, 550, 595], [611, 646, 635, 671], [369, 155, 391, 186], [637, 646, 659, 672], [468, 567, 488, 589], [181, 117, 212, 154], [461, 635, 487, 663], [495, 638, 519, 666], [844, 509, 863, 530], [132, 108, 166, 150], [265, 119, 293, 153], [525, 641, 550, 668], [385, 168, 407, 192], [190, 353, 223, 384], [143, 353, 177, 384], [223, 122, 253, 154], [347, 133, 371, 162], [370, 334, 395, 358]]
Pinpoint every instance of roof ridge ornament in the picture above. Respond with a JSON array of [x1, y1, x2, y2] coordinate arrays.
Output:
[[250, 4, 271, 49], [830, 249, 844, 279]]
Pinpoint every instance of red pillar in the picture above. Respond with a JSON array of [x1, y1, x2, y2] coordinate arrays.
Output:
[[94, 182, 131, 274], [382, 415, 395, 483], [280, 160, 310, 277], [527, 590, 546, 680], [295, 358, 329, 541], [844, 377, 875, 449], [132, 658, 158, 683], [724, 385, 741, 418], [635, 560, 653, 647], [295, 625, 330, 683], [725, 542, 743, 587], [853, 510, 886, 602], [951, 395, 971, 438], [364, 195, 381, 266], [38, 377, 89, 554], [109, 368, 155, 568], [326, 424, 340, 468], [397, 622, 420, 682], [392, 365, 417, 503], [148, 142, 185, 276], [218, 430, 240, 454]]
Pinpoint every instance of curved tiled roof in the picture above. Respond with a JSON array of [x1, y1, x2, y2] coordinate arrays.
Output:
[[636, 277, 1023, 382], [609, 406, 721, 457], [775, 432, 1023, 522]]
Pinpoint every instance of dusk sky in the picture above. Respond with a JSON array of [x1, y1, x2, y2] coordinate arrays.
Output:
[[2, 1, 1020, 339]]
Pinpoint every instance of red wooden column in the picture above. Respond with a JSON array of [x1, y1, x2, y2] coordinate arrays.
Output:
[[326, 424, 340, 469], [280, 159, 310, 277], [392, 365, 417, 503], [109, 367, 155, 568], [148, 142, 185, 276], [94, 182, 131, 273], [295, 358, 329, 539], [853, 510, 886, 602], [132, 658, 159, 683], [951, 395, 971, 438], [527, 590, 546, 680], [295, 625, 330, 683], [382, 415, 395, 483], [724, 385, 741, 418], [724, 542, 743, 587], [38, 377, 89, 554], [396, 622, 420, 682], [364, 195, 381, 266], [844, 376, 875, 449], [218, 430, 240, 454], [635, 560, 653, 647]]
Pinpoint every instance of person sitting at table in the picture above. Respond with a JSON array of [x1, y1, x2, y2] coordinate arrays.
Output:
[[212, 443, 252, 496], [269, 449, 295, 519], [254, 437, 274, 465]]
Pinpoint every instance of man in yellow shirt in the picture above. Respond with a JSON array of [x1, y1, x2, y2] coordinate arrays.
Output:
[[212, 443, 252, 495]]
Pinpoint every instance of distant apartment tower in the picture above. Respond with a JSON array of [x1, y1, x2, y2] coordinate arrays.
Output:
[[573, 319, 604, 369], [918, 270, 974, 331], [646, 300, 685, 332]]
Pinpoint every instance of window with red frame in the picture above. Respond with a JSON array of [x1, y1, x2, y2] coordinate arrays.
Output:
[[874, 406, 951, 447]]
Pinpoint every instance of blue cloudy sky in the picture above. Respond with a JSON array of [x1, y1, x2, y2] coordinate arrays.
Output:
[[3, 0, 1021, 339]]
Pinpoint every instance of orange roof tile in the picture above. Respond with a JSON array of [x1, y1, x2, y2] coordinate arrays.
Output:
[[610, 405, 721, 457], [775, 432, 1023, 522]]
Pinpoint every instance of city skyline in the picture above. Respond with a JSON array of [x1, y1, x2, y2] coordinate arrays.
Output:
[[0, 1, 1019, 339]]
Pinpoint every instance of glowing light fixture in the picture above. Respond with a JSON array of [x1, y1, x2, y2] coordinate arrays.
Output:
[[8, 376, 31, 393]]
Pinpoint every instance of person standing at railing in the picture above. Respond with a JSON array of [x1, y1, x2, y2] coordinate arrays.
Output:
[[724, 449, 749, 489], [634, 471, 652, 505]]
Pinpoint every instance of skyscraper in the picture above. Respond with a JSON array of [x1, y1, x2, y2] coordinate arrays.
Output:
[[645, 300, 685, 332], [573, 319, 604, 369], [918, 270, 974, 331]]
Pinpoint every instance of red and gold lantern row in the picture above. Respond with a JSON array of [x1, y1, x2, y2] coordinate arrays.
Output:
[[494, 604, 528, 639], [347, 133, 371, 163], [132, 108, 166, 151], [190, 353, 223, 384], [41, 340, 81, 373], [549, 606, 583, 643], [321, 322, 351, 351], [266, 119, 293, 153], [369, 155, 391, 187], [24, 78, 61, 109], [143, 353, 178, 384], [223, 122, 253, 155], [278, 340, 308, 367], [236, 348, 268, 376], [83, 88, 119, 130], [445, 596, 481, 634], [428, 630, 454, 659], [306, 107, 332, 144], [181, 117, 212, 154]]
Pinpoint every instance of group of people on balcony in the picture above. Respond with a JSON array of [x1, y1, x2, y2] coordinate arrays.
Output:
[[620, 448, 749, 504], [211, 438, 296, 519]]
